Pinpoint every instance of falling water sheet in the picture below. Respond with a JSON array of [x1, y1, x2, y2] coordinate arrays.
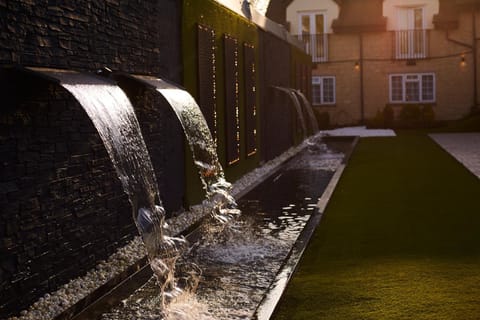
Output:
[[117, 74, 239, 222], [294, 89, 319, 134]]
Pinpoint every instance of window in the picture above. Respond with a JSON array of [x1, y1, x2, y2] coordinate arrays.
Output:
[[312, 76, 335, 105], [298, 11, 328, 62], [395, 7, 427, 59], [389, 73, 435, 103]]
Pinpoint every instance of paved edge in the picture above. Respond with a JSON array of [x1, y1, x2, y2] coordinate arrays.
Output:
[[429, 133, 480, 180], [253, 136, 359, 320]]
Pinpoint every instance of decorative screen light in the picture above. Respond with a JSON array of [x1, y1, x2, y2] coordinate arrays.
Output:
[[224, 34, 240, 165]]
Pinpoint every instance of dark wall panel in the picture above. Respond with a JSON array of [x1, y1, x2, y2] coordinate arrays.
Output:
[[197, 24, 218, 140], [244, 43, 257, 157], [223, 34, 240, 165], [258, 30, 293, 161]]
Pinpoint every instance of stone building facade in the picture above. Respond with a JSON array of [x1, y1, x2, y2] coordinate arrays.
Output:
[[286, 0, 480, 125]]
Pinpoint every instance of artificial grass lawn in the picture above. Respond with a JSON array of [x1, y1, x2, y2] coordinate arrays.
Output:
[[272, 132, 480, 320]]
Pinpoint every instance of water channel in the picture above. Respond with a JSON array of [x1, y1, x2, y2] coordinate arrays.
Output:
[[99, 136, 349, 320]]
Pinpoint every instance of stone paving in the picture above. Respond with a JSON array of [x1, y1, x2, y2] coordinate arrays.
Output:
[[322, 126, 396, 137], [429, 133, 480, 179]]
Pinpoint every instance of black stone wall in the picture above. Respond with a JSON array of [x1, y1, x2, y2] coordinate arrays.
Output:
[[258, 30, 294, 161], [0, 0, 182, 82], [0, 70, 135, 316]]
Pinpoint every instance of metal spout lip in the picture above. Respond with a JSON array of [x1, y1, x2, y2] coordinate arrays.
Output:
[[112, 72, 188, 92], [8, 65, 120, 86]]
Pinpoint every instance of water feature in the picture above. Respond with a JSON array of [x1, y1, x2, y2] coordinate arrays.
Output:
[[100, 135, 349, 320], [293, 89, 319, 134], [271, 86, 308, 138], [12, 68, 343, 320], [118, 74, 240, 224], [26, 67, 185, 306]]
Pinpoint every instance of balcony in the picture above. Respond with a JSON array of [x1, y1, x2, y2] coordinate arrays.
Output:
[[394, 29, 428, 60], [295, 34, 328, 63]]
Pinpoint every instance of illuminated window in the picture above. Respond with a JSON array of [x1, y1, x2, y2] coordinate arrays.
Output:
[[312, 76, 335, 105], [389, 73, 435, 103]]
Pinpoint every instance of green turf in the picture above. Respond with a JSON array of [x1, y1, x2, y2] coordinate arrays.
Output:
[[272, 132, 480, 320]]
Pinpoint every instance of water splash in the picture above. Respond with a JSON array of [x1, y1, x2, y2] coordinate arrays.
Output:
[[164, 292, 216, 320], [27, 68, 185, 306], [128, 75, 240, 224], [293, 90, 319, 134], [272, 86, 308, 138]]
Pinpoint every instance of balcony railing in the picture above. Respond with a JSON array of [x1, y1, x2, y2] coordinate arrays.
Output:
[[394, 29, 428, 60], [295, 34, 328, 63]]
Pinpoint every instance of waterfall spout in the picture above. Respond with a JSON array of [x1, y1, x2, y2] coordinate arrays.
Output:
[[293, 89, 319, 134], [271, 86, 308, 138], [120, 74, 240, 223]]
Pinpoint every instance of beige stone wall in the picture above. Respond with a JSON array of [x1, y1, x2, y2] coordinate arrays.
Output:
[[383, 0, 439, 30], [312, 22, 476, 125], [313, 33, 361, 126]]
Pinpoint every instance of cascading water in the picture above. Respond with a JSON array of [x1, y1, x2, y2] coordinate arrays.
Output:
[[293, 90, 319, 134], [26, 68, 185, 306], [272, 86, 308, 138], [95, 74, 241, 319], [126, 75, 240, 223]]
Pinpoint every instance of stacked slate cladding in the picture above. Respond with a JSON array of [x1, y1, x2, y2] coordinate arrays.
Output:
[[0, 0, 181, 79], [0, 0, 183, 317]]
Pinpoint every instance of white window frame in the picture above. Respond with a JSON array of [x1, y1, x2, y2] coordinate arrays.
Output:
[[389, 73, 435, 103], [395, 6, 427, 59], [298, 11, 328, 62], [312, 76, 336, 105], [298, 11, 326, 36]]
